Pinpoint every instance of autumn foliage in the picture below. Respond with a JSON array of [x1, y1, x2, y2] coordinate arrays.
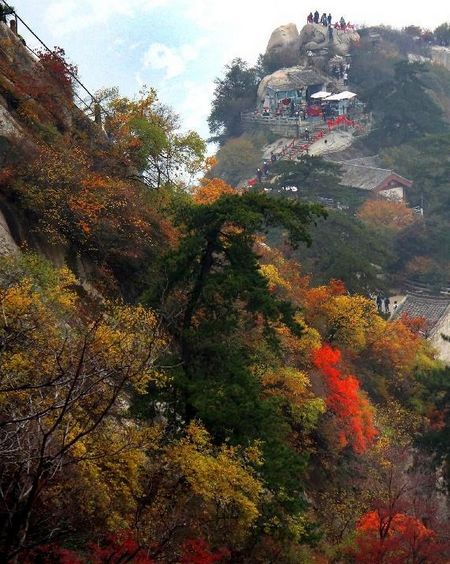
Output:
[[354, 510, 445, 563], [313, 345, 377, 453], [192, 177, 238, 204], [37, 47, 78, 99], [23, 535, 230, 564], [357, 199, 416, 232], [0, 31, 448, 563]]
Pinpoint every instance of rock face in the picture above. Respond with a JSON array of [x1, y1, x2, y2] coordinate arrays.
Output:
[[0, 209, 18, 256], [257, 66, 331, 101], [266, 23, 300, 56], [431, 46, 450, 72], [298, 23, 359, 56]]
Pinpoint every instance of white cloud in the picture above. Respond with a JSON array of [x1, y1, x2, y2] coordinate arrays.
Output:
[[143, 41, 203, 80], [45, 0, 168, 35], [176, 79, 215, 135], [135, 71, 145, 90]]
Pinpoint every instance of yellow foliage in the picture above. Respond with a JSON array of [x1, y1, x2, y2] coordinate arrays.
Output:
[[262, 366, 326, 431], [62, 423, 160, 532], [276, 315, 322, 365], [260, 263, 292, 292], [0, 256, 168, 538], [168, 422, 263, 531], [321, 295, 379, 352]]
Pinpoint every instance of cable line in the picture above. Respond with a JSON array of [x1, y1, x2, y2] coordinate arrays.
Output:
[[0, 0, 110, 118]]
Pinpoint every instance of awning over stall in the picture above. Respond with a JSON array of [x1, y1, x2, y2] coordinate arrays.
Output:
[[310, 91, 331, 99], [326, 91, 357, 101]]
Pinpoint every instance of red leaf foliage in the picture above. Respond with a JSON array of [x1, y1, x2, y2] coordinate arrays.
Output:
[[354, 510, 448, 563], [313, 345, 377, 453], [89, 532, 154, 563], [181, 538, 230, 564], [23, 544, 82, 564], [37, 47, 78, 99]]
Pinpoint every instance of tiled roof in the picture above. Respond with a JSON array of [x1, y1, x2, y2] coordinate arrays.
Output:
[[332, 162, 412, 191], [344, 155, 382, 167], [394, 295, 450, 331], [338, 163, 393, 191]]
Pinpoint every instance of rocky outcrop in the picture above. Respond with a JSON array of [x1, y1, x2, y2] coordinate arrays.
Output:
[[266, 23, 300, 56], [431, 46, 450, 72], [298, 23, 360, 56], [257, 66, 331, 101], [0, 209, 18, 256]]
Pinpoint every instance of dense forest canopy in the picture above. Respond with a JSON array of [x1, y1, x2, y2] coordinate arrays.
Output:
[[0, 13, 450, 564]]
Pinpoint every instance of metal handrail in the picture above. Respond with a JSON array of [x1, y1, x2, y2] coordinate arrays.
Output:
[[0, 0, 109, 118]]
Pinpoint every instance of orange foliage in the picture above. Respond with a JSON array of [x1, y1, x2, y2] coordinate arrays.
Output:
[[399, 313, 429, 335], [313, 345, 377, 453], [192, 178, 238, 205], [17, 144, 179, 256], [357, 199, 416, 232], [366, 318, 422, 378], [354, 510, 444, 564], [303, 279, 346, 315]]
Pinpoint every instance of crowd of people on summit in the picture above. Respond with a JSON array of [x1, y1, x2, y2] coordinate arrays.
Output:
[[307, 11, 355, 32]]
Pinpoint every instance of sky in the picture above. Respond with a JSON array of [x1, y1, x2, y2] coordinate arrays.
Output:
[[11, 0, 450, 139]]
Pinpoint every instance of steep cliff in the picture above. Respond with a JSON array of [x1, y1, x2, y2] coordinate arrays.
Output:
[[0, 21, 111, 264]]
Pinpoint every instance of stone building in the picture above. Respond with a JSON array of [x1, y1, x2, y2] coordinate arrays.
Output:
[[393, 294, 450, 363], [331, 156, 413, 200]]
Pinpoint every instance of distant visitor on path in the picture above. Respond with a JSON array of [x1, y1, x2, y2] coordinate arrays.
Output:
[[384, 297, 390, 314], [256, 168, 263, 182], [328, 25, 333, 41], [376, 294, 383, 313]]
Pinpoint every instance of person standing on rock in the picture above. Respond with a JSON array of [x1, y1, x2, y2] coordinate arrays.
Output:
[[328, 25, 333, 42], [307, 12, 314, 24], [327, 13, 332, 25], [321, 13, 328, 26], [314, 10, 320, 24]]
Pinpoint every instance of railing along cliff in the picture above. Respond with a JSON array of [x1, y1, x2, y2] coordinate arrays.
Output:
[[0, 0, 109, 123]]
